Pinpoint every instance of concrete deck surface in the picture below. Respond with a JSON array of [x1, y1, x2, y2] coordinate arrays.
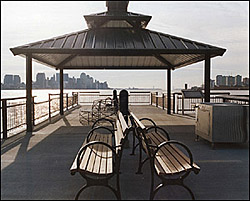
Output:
[[1, 105, 249, 200]]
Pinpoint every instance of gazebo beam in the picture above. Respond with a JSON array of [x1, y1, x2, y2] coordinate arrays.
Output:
[[57, 54, 77, 67], [204, 54, 211, 102], [26, 54, 33, 132], [10, 48, 226, 57], [61, 66, 170, 70], [154, 55, 174, 69]]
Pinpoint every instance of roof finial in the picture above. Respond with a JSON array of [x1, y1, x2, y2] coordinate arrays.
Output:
[[106, 1, 129, 12]]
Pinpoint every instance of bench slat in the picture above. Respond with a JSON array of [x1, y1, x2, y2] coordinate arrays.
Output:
[[70, 132, 98, 172], [106, 134, 113, 174], [150, 132, 187, 172], [92, 134, 106, 174], [170, 144, 200, 171], [86, 134, 103, 172], [151, 131, 199, 170], [150, 134, 185, 174]]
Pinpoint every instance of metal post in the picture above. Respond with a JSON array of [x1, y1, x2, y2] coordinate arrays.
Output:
[[2, 99, 7, 139], [48, 94, 51, 121], [205, 54, 211, 102], [60, 69, 64, 115], [162, 93, 165, 110], [26, 54, 33, 132], [156, 92, 158, 107], [173, 93, 176, 114], [167, 69, 171, 114], [66, 93, 69, 110], [32, 97, 35, 126]]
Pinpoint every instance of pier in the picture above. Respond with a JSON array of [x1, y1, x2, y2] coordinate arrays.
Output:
[[1, 105, 249, 200], [2, 1, 249, 199]]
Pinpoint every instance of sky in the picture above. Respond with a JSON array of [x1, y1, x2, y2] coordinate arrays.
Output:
[[1, 1, 249, 90]]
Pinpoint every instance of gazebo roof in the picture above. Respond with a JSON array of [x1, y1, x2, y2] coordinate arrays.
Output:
[[10, 1, 226, 70]]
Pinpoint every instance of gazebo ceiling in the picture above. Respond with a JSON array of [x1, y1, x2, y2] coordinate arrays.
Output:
[[10, 1, 226, 70]]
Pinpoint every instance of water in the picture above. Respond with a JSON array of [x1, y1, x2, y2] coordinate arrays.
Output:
[[1, 89, 249, 101]]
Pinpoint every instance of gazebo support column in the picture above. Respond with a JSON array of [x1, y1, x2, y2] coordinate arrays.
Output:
[[167, 68, 171, 114], [60, 69, 64, 115], [26, 54, 33, 132], [204, 54, 211, 102]]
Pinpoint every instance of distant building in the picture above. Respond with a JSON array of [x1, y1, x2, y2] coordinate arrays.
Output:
[[216, 75, 226, 86], [243, 77, 249, 86], [216, 75, 223, 86], [227, 76, 235, 87], [36, 73, 46, 88], [4, 74, 13, 85], [235, 75, 242, 86], [13, 75, 21, 86], [210, 79, 215, 88]]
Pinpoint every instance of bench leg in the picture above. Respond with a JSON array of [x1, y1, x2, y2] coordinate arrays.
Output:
[[75, 184, 88, 200], [136, 139, 146, 174], [150, 178, 196, 200], [74, 174, 121, 200]]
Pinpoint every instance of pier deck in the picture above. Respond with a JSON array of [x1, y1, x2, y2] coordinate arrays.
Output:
[[1, 106, 249, 200]]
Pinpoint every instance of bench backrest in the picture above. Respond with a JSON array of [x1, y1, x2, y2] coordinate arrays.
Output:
[[115, 111, 129, 153], [130, 112, 146, 131]]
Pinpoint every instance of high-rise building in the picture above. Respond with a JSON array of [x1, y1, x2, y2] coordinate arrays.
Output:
[[227, 76, 235, 87], [210, 79, 215, 88], [235, 75, 242, 86], [243, 77, 249, 86], [36, 73, 46, 88], [221, 76, 227, 86], [4, 74, 13, 85], [216, 75, 222, 86], [13, 75, 21, 86]]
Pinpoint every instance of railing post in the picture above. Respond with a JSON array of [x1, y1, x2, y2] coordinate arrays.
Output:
[[48, 94, 51, 121], [32, 97, 35, 126], [76, 92, 79, 105], [173, 93, 176, 114], [162, 93, 165, 110], [2, 100, 8, 139], [151, 93, 153, 105], [156, 92, 158, 107], [66, 93, 69, 110], [182, 95, 185, 115]]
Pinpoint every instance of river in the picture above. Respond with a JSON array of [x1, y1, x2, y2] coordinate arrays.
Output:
[[1, 89, 249, 102]]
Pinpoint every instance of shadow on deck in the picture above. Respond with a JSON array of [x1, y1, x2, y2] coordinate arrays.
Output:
[[1, 106, 249, 200]]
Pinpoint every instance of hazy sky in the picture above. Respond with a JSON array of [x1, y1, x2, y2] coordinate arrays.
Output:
[[1, 1, 249, 90]]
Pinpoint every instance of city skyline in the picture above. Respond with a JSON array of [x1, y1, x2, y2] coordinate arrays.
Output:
[[1, 1, 249, 90], [2, 72, 248, 90], [1, 72, 109, 90]]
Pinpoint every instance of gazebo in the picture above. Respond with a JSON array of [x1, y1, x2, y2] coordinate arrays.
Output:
[[10, 1, 226, 132]]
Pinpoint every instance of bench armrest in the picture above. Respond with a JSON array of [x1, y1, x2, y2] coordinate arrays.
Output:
[[76, 141, 117, 170], [92, 118, 115, 130], [86, 126, 114, 143], [139, 118, 157, 127]]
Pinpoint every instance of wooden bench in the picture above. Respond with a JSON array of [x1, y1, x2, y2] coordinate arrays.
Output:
[[70, 111, 130, 200], [129, 112, 200, 200]]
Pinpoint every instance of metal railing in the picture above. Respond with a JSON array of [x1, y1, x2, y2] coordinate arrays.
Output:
[[150, 92, 248, 114], [78, 91, 151, 106], [1, 92, 78, 139]]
